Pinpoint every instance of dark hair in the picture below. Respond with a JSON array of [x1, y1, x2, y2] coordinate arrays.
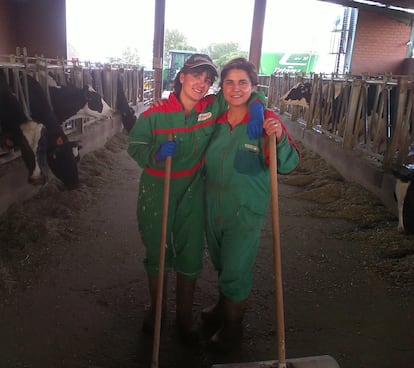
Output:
[[219, 57, 258, 89]]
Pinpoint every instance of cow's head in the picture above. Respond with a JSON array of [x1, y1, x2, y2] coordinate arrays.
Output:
[[115, 78, 136, 133], [0, 70, 48, 185], [18, 121, 48, 185], [280, 82, 312, 107], [82, 85, 112, 119], [46, 134, 80, 190], [17, 74, 80, 189], [121, 107, 137, 133]]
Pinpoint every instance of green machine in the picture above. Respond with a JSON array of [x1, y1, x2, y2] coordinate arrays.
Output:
[[162, 50, 196, 91], [259, 52, 319, 74]]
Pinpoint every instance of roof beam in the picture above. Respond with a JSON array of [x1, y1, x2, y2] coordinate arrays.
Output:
[[317, 0, 414, 21]]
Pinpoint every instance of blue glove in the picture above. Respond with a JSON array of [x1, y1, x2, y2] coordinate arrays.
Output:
[[247, 101, 264, 139], [155, 141, 177, 162]]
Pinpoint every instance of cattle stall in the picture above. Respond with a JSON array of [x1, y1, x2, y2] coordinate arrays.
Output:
[[265, 72, 413, 169], [0, 48, 153, 214], [0, 48, 154, 157], [259, 72, 414, 221]]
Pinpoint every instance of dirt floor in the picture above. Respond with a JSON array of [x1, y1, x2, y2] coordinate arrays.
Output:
[[0, 131, 413, 368]]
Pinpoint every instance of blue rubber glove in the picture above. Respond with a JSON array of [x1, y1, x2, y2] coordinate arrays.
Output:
[[155, 141, 177, 162], [247, 101, 265, 139]]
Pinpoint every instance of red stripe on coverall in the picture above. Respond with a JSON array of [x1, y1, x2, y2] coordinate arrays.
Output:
[[145, 157, 205, 178], [152, 118, 216, 135]]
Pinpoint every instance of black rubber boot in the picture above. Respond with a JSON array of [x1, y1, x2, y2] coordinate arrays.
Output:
[[142, 274, 167, 335], [176, 274, 199, 345], [210, 297, 245, 352], [201, 292, 224, 333]]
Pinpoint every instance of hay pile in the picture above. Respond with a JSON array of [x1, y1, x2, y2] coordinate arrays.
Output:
[[0, 132, 129, 294], [281, 142, 414, 287]]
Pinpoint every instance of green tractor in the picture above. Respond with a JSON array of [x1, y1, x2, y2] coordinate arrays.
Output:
[[162, 50, 196, 92]]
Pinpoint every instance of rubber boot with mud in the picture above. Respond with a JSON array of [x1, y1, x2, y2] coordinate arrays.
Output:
[[142, 274, 167, 335], [176, 273, 199, 345], [201, 292, 224, 334], [210, 297, 244, 352]]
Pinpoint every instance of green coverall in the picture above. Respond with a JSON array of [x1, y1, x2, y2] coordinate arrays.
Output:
[[204, 109, 300, 301], [127, 91, 265, 279]]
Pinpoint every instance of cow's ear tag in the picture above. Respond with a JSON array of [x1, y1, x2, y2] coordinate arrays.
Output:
[[56, 136, 64, 145]]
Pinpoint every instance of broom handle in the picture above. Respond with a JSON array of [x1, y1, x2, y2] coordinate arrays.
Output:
[[151, 133, 173, 368], [269, 134, 287, 368]]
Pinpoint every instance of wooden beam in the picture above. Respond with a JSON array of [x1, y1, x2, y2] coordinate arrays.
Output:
[[153, 0, 165, 99], [249, 0, 266, 71], [317, 0, 414, 21]]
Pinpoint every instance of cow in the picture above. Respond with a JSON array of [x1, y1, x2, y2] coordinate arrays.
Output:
[[280, 82, 312, 108], [115, 75, 137, 133], [0, 69, 48, 185], [1, 69, 81, 190], [47, 75, 113, 123], [279, 80, 394, 149], [393, 161, 414, 235], [25, 74, 81, 189], [280, 81, 344, 108]]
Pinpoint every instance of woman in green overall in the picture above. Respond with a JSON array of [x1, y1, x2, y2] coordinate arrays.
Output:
[[127, 54, 266, 343], [202, 57, 300, 351]]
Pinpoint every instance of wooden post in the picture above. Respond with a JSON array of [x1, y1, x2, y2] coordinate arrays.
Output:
[[153, 0, 165, 99], [343, 79, 361, 149], [248, 0, 266, 71]]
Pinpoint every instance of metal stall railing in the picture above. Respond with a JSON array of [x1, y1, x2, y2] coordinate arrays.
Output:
[[0, 47, 154, 167], [265, 72, 413, 169]]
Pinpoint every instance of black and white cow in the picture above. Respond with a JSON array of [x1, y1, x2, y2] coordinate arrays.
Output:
[[25, 74, 81, 189], [0, 69, 48, 185], [47, 75, 112, 123], [280, 81, 344, 108], [280, 80, 396, 151], [280, 82, 313, 107], [115, 75, 137, 133], [1, 69, 80, 190], [393, 165, 414, 235]]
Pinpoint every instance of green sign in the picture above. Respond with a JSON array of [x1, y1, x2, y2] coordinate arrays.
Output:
[[259, 52, 319, 74]]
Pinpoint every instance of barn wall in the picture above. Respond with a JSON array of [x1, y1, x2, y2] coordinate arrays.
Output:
[[351, 10, 412, 74], [0, 0, 18, 55], [15, 0, 67, 58]]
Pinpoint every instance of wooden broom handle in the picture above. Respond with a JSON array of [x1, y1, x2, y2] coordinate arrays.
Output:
[[151, 133, 173, 368], [269, 134, 287, 368]]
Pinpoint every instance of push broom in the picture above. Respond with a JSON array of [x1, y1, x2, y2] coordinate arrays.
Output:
[[151, 134, 173, 368], [212, 133, 340, 368]]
